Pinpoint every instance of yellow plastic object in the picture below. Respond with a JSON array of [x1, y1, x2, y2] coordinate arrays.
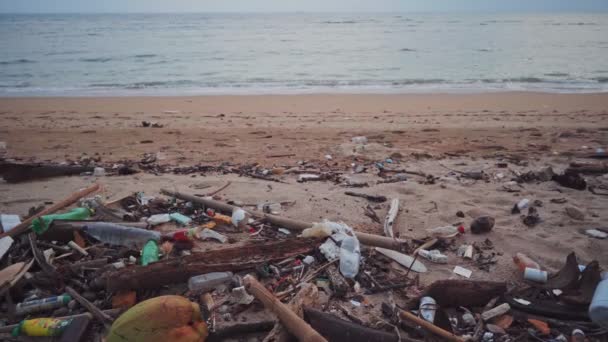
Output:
[[107, 295, 208, 342], [202, 221, 217, 229], [12, 318, 72, 337]]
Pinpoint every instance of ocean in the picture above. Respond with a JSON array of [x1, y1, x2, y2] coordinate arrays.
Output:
[[1, 12, 607, 96]]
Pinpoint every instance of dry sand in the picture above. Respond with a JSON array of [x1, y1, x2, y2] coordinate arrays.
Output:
[[1, 92, 607, 286]]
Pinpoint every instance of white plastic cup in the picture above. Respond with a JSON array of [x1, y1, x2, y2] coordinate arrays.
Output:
[[524, 267, 548, 283], [419, 296, 437, 323]]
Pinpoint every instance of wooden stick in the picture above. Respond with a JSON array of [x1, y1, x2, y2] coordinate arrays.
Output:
[[161, 188, 409, 252], [0, 183, 100, 239], [65, 286, 113, 327], [207, 181, 232, 196], [398, 309, 464, 342], [383, 198, 399, 238], [243, 275, 327, 342]]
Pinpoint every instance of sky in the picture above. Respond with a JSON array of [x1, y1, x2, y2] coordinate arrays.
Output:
[[1, 0, 608, 13]]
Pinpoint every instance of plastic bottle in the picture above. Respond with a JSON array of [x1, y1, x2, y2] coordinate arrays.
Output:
[[513, 253, 541, 272], [12, 318, 72, 337], [15, 295, 72, 315], [146, 214, 170, 226], [524, 267, 548, 283], [169, 213, 192, 226], [140, 240, 159, 266], [339, 236, 361, 279], [188, 272, 234, 292], [83, 222, 160, 248], [426, 225, 465, 237], [31, 208, 92, 234], [589, 272, 608, 329], [169, 227, 200, 242], [419, 297, 437, 323], [418, 249, 448, 264]]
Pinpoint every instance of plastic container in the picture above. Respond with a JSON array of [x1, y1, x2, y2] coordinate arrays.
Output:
[[419, 296, 436, 323], [12, 318, 72, 337], [146, 214, 170, 226], [15, 295, 72, 315], [418, 249, 448, 264], [517, 199, 530, 211], [140, 240, 159, 266], [83, 222, 160, 248], [339, 236, 361, 279], [524, 267, 548, 283], [188, 272, 234, 293], [513, 253, 541, 272], [426, 225, 464, 237], [31, 208, 92, 234], [93, 167, 105, 177], [351, 136, 368, 144], [589, 272, 608, 329], [231, 208, 249, 228]]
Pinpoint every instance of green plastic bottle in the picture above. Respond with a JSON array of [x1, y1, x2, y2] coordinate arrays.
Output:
[[31, 208, 92, 235], [141, 240, 159, 266]]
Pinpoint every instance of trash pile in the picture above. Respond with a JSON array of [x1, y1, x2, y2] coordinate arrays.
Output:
[[0, 179, 606, 342]]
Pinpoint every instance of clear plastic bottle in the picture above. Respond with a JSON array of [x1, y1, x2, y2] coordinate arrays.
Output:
[[513, 253, 541, 272], [188, 272, 234, 293], [83, 222, 160, 248], [418, 249, 448, 264], [339, 236, 361, 279]]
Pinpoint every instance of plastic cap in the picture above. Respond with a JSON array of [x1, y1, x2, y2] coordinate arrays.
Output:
[[11, 321, 24, 337], [458, 225, 465, 234]]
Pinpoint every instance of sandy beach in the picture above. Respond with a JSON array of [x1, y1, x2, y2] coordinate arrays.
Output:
[[1, 92, 607, 286]]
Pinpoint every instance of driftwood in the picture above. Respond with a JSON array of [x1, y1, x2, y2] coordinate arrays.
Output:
[[106, 238, 321, 291], [409, 280, 507, 309], [161, 189, 410, 252], [264, 283, 319, 342], [0, 183, 100, 239], [344, 191, 387, 203], [326, 264, 349, 298], [0, 162, 94, 183], [304, 307, 399, 342], [566, 162, 608, 175], [243, 275, 327, 342], [383, 199, 399, 238]]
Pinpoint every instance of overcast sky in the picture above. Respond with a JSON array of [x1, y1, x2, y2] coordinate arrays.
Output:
[[1, 0, 608, 13]]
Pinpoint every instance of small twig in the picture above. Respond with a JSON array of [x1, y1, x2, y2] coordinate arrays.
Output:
[[207, 181, 232, 196], [65, 286, 113, 328]]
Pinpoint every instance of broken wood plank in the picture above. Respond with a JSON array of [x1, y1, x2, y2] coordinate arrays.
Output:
[[410, 280, 506, 309], [243, 275, 327, 342], [345, 191, 387, 203], [106, 238, 321, 291], [383, 198, 399, 238]]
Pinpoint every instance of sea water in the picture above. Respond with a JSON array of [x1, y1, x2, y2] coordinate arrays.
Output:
[[1, 12, 607, 95]]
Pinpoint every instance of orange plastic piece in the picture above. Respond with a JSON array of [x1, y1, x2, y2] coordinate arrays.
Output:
[[513, 253, 541, 272], [112, 291, 136, 310], [528, 319, 550, 335]]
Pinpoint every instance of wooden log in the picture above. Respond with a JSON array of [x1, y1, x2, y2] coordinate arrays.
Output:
[[0, 184, 100, 239], [161, 189, 409, 252], [0, 163, 94, 183], [567, 162, 608, 175], [243, 275, 327, 342], [409, 280, 506, 309], [383, 198, 399, 238], [398, 309, 464, 342], [106, 238, 320, 291]]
